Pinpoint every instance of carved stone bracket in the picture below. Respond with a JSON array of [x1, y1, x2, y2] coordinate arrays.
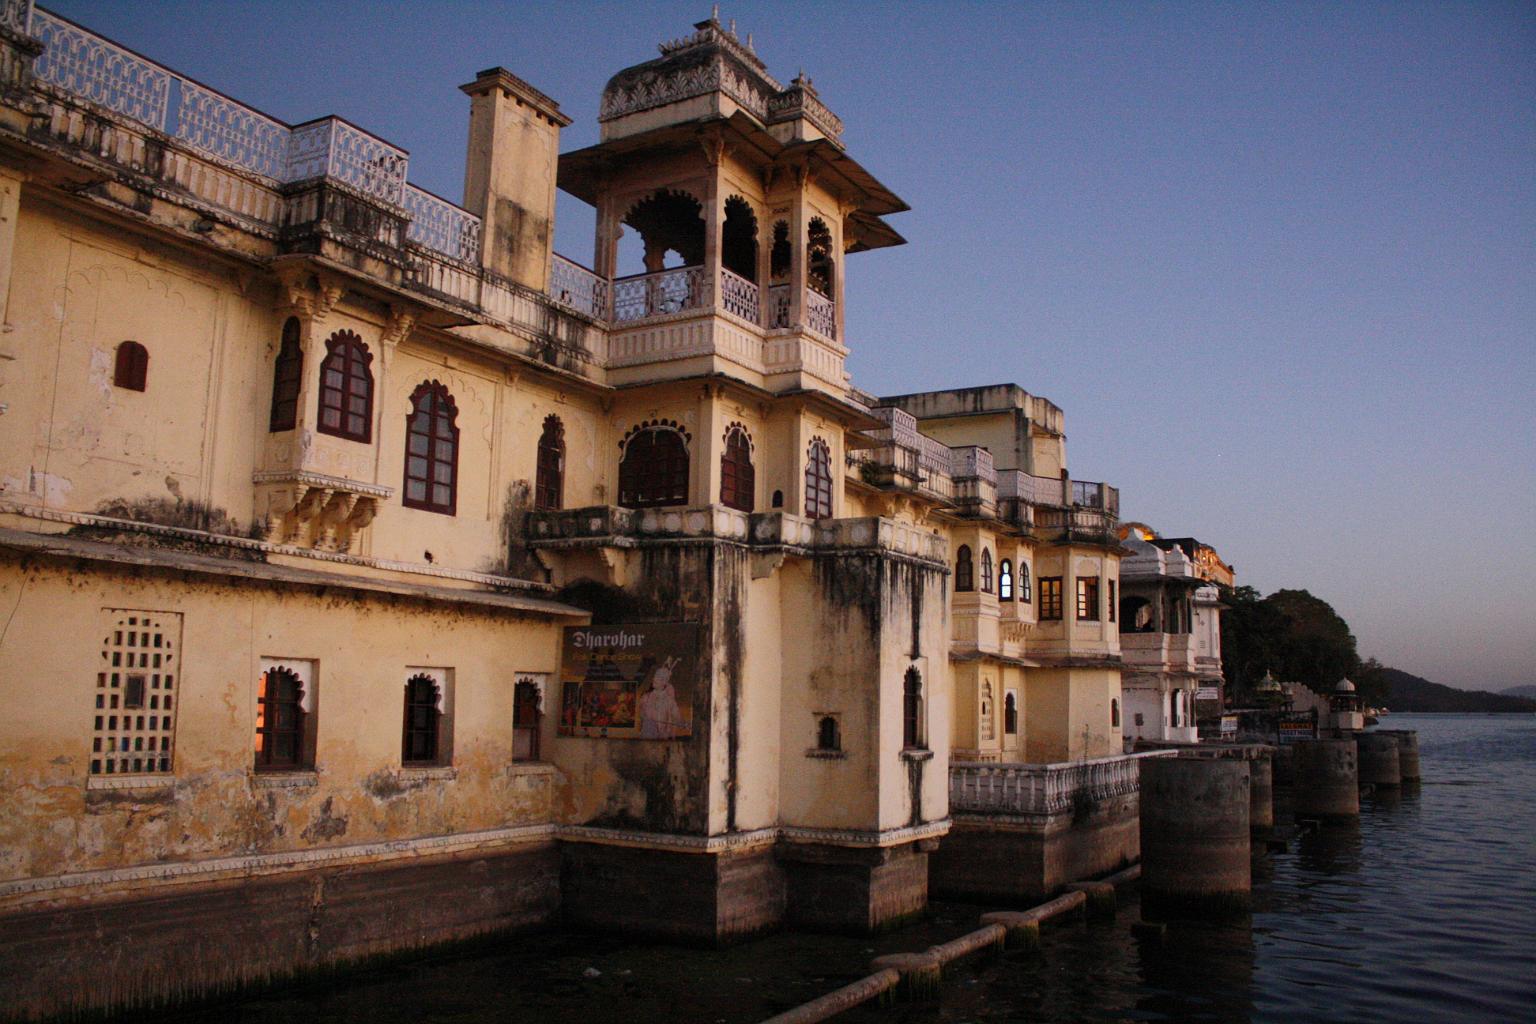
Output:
[[275, 265, 346, 327], [254, 470, 393, 554]]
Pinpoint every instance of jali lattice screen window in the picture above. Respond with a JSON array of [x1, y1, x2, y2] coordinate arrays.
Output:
[[91, 610, 182, 776]]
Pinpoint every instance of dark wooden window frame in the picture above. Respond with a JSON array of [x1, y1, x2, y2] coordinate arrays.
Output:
[[954, 545, 974, 592], [1039, 576, 1063, 620], [1020, 562, 1032, 603], [255, 667, 306, 770], [999, 559, 1014, 601], [113, 340, 148, 392], [1109, 579, 1118, 623], [980, 548, 994, 593], [1004, 691, 1018, 735], [535, 415, 564, 511], [719, 424, 755, 513], [403, 381, 459, 515], [817, 715, 841, 752], [513, 680, 542, 762], [903, 667, 925, 750], [269, 318, 303, 431], [402, 674, 442, 765], [804, 437, 833, 520], [317, 330, 373, 443], [1077, 575, 1101, 621], [618, 425, 691, 509]]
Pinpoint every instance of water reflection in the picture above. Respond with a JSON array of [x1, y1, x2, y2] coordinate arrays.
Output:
[[1294, 819, 1361, 875]]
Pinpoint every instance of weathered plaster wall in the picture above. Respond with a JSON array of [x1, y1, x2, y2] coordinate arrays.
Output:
[[0, 557, 564, 884]]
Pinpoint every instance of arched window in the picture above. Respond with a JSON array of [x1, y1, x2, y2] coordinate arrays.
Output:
[[769, 221, 791, 282], [903, 667, 925, 750], [1004, 691, 1018, 735], [317, 330, 373, 442], [955, 545, 974, 592], [722, 197, 758, 282], [817, 715, 841, 752], [999, 559, 1014, 601], [269, 318, 302, 432], [513, 680, 542, 762], [113, 341, 148, 392], [535, 415, 564, 511], [1020, 562, 1032, 603], [255, 667, 305, 770], [619, 426, 690, 508], [804, 437, 832, 519], [403, 381, 459, 515], [807, 218, 834, 297], [981, 548, 994, 593], [1111, 698, 1120, 729], [720, 425, 755, 512], [402, 674, 442, 764], [771, 489, 784, 509]]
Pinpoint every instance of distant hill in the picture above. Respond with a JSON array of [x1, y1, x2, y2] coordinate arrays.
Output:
[[1501, 684, 1536, 699], [1383, 668, 1536, 713]]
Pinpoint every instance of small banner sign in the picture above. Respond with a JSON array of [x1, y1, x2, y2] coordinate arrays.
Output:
[[1195, 686, 1220, 702], [1277, 710, 1318, 744], [557, 623, 702, 739]]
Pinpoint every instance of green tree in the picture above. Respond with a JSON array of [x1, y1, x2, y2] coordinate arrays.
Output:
[[1221, 587, 1366, 705]]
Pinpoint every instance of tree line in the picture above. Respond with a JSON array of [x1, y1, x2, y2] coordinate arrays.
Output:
[[1220, 586, 1390, 707]]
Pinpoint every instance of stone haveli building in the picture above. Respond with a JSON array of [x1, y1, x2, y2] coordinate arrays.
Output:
[[0, 5, 1165, 1015], [1114, 525, 1231, 747]]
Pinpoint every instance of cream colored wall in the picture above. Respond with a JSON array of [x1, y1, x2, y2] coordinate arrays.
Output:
[[0, 198, 270, 521], [1022, 667, 1122, 762], [0, 560, 565, 883], [906, 413, 1021, 472]]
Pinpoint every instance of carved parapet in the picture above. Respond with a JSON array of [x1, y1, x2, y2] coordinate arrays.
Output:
[[253, 470, 392, 554]]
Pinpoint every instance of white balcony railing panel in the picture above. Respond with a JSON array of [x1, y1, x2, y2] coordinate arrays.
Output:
[[402, 186, 481, 263], [611, 266, 708, 322], [720, 267, 760, 323], [804, 287, 836, 339], [31, 9, 171, 128], [548, 254, 609, 320]]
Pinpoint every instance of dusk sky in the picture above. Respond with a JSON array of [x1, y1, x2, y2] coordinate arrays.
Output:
[[47, 1, 1535, 691]]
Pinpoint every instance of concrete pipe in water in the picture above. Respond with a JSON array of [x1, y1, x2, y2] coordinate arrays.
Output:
[[1292, 738, 1359, 819], [1139, 757, 1251, 919], [1356, 731, 1401, 788]]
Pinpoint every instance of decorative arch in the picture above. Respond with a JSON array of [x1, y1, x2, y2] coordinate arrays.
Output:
[[402, 673, 442, 764], [1019, 561, 1032, 603], [536, 414, 565, 511], [1005, 690, 1018, 735], [269, 317, 302, 432], [999, 558, 1014, 601], [720, 422, 755, 513], [619, 422, 691, 509], [721, 196, 758, 282], [623, 189, 705, 271], [403, 380, 459, 515], [1111, 698, 1121, 729], [955, 545, 974, 592], [317, 329, 373, 442], [804, 436, 833, 520], [980, 548, 994, 593], [807, 217, 834, 297]]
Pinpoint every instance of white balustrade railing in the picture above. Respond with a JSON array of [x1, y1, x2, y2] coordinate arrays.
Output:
[[998, 470, 1066, 506], [949, 751, 1175, 816], [402, 185, 481, 263], [950, 445, 995, 484], [804, 286, 836, 338], [548, 254, 609, 320], [719, 267, 759, 323], [25, 9, 486, 257], [611, 265, 707, 322]]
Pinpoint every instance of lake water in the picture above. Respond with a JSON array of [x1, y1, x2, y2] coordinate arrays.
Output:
[[127, 713, 1536, 1024]]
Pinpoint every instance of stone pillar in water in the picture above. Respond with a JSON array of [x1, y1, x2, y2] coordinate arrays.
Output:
[[1356, 731, 1402, 788], [1139, 757, 1250, 917], [1292, 738, 1359, 818], [1248, 747, 1274, 835], [1379, 730, 1421, 782]]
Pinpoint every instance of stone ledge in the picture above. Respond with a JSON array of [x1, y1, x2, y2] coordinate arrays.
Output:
[[85, 775, 174, 792], [251, 771, 319, 789]]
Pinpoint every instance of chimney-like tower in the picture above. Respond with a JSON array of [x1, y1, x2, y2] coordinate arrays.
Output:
[[460, 67, 571, 292]]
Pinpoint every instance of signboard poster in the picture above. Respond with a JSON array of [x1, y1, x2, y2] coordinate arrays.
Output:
[[558, 623, 702, 739], [1277, 711, 1317, 744]]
